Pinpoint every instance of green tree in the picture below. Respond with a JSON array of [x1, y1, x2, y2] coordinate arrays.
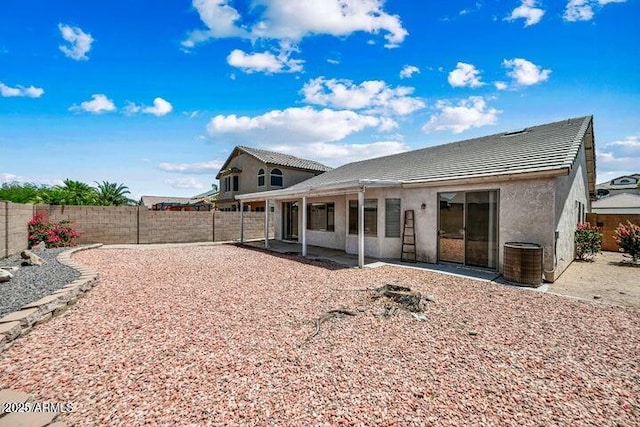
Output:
[[94, 181, 135, 206], [0, 182, 43, 203], [55, 179, 97, 205]]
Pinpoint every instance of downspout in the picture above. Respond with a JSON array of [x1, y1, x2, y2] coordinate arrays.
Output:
[[358, 188, 365, 268], [302, 196, 307, 257]]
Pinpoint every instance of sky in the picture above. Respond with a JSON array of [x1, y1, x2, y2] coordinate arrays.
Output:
[[1, 0, 639, 199]]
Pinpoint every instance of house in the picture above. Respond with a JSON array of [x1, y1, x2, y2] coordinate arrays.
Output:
[[236, 116, 596, 282], [592, 193, 640, 214], [215, 146, 332, 212], [140, 194, 214, 211], [596, 174, 640, 198]]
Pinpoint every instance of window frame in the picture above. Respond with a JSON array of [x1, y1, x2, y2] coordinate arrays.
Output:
[[385, 198, 401, 238], [270, 168, 283, 187], [348, 199, 378, 236], [306, 202, 335, 232], [258, 169, 265, 187]]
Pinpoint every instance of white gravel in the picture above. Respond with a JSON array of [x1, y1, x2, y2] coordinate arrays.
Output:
[[0, 245, 638, 426]]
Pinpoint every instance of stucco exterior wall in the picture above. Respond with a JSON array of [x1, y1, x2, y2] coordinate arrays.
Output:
[[553, 142, 590, 280], [218, 153, 324, 209], [271, 178, 558, 275]]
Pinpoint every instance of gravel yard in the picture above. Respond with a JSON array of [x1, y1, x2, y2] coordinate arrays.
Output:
[[0, 248, 79, 317], [0, 245, 638, 426]]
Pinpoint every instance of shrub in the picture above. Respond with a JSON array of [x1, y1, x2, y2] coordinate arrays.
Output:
[[28, 212, 79, 248], [614, 221, 640, 263], [575, 222, 602, 260]]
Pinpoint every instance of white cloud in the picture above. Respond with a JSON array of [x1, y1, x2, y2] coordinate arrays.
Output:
[[604, 135, 640, 156], [165, 177, 206, 190], [327, 58, 340, 65], [207, 106, 394, 144], [506, 0, 545, 26], [595, 134, 639, 181], [183, 0, 407, 49], [494, 81, 508, 90], [182, 0, 249, 48], [70, 94, 116, 114], [58, 23, 94, 61], [564, 0, 625, 21], [448, 62, 484, 88], [399, 65, 420, 79], [503, 58, 551, 86], [227, 48, 303, 74], [0, 82, 44, 98], [269, 141, 409, 167], [301, 77, 425, 116], [125, 97, 173, 116], [158, 160, 224, 174], [422, 96, 501, 134]]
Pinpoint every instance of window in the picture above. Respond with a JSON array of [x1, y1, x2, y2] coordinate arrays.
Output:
[[307, 203, 335, 231], [576, 201, 585, 224], [271, 168, 283, 186], [385, 199, 401, 238], [349, 199, 377, 236], [224, 176, 231, 193], [233, 175, 239, 192], [258, 169, 265, 187]]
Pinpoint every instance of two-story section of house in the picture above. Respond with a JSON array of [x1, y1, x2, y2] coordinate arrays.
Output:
[[215, 146, 332, 212]]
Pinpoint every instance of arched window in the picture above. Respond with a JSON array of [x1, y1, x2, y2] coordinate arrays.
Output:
[[270, 168, 283, 187], [258, 168, 265, 186]]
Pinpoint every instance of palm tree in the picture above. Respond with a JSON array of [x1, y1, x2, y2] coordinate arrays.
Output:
[[55, 179, 97, 205], [94, 181, 135, 206]]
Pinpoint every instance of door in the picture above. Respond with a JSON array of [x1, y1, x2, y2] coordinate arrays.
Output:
[[282, 202, 299, 241], [438, 192, 465, 263], [438, 191, 498, 269]]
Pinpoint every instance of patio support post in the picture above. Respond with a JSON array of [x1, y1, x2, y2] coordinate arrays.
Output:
[[264, 199, 270, 248], [301, 196, 307, 257], [240, 201, 244, 243], [358, 189, 365, 268]]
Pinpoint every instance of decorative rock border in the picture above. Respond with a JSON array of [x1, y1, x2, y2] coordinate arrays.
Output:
[[0, 244, 102, 427]]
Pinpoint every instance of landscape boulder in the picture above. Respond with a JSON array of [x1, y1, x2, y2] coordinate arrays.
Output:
[[20, 250, 43, 266], [0, 269, 12, 283]]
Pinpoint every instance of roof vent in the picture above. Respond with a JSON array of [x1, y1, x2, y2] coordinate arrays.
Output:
[[501, 128, 528, 137]]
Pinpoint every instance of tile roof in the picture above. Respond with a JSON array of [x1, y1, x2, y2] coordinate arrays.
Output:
[[140, 195, 194, 208], [277, 116, 593, 193], [237, 146, 332, 172]]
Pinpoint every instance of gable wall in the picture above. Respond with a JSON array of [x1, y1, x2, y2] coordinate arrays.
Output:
[[553, 141, 590, 280]]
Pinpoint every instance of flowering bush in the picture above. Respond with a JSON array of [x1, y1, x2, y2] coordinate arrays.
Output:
[[28, 212, 79, 248], [614, 221, 640, 263], [575, 222, 602, 260]]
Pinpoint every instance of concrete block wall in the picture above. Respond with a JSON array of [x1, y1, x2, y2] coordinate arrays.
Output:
[[139, 210, 214, 244], [37, 205, 138, 245], [1, 204, 276, 256], [1, 202, 35, 258]]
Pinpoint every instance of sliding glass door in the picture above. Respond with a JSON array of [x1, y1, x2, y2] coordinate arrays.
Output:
[[438, 191, 498, 269]]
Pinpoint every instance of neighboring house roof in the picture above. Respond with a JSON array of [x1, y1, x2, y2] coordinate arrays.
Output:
[[140, 195, 194, 209], [192, 188, 219, 199], [238, 116, 595, 200], [592, 193, 640, 209], [596, 173, 640, 190], [216, 146, 332, 179]]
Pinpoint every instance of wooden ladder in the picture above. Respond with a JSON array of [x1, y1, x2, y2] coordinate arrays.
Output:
[[401, 209, 417, 263]]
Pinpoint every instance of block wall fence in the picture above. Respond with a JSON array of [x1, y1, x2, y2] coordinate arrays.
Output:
[[586, 213, 640, 252], [1, 202, 36, 258], [0, 203, 274, 257]]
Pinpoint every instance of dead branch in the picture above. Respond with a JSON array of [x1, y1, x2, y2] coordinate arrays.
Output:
[[302, 307, 356, 344]]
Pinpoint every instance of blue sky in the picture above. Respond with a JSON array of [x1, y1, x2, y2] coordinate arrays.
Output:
[[1, 0, 639, 199]]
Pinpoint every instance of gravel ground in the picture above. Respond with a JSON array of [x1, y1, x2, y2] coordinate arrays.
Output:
[[0, 245, 638, 426], [0, 248, 79, 318]]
